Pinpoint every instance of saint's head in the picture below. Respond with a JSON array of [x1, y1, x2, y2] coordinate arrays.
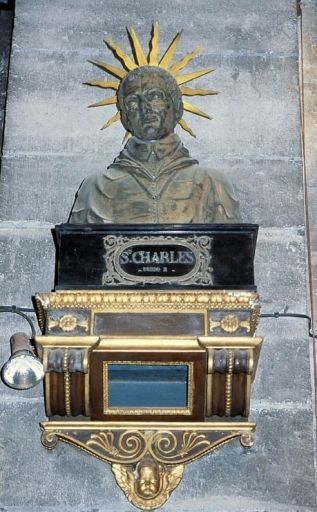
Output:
[[117, 66, 183, 141]]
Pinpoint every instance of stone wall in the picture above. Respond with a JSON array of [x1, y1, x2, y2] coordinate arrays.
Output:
[[0, 6, 13, 151], [0, 1, 316, 511]]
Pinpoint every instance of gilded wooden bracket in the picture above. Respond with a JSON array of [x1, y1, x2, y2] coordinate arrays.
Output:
[[40, 420, 255, 510]]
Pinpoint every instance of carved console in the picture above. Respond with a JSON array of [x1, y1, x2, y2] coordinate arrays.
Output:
[[34, 224, 262, 510]]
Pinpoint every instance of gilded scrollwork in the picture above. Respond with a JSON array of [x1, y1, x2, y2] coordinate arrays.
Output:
[[41, 430, 59, 450], [83, 429, 236, 465], [150, 430, 211, 462], [40, 422, 256, 510], [87, 430, 147, 462], [240, 432, 255, 448]]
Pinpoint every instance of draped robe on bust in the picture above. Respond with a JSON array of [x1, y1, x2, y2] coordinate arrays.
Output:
[[69, 133, 241, 224]]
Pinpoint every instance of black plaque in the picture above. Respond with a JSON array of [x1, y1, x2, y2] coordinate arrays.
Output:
[[54, 224, 258, 290]]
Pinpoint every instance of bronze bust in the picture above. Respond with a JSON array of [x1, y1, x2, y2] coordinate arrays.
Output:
[[69, 26, 241, 224]]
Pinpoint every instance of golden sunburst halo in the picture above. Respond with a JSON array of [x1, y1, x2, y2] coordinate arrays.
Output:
[[85, 22, 218, 138]]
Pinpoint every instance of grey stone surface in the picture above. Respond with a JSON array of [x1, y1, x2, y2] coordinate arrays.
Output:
[[0, 9, 13, 149], [253, 319, 313, 404], [301, 0, 317, 337], [0, 225, 55, 305], [2, 51, 301, 159], [13, 0, 298, 56], [255, 228, 307, 312]]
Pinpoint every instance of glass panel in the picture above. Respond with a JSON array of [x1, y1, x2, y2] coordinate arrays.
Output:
[[107, 364, 188, 408]]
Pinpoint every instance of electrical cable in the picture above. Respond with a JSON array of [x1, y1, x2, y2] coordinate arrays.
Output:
[[259, 312, 314, 337], [0, 306, 36, 338], [0, 305, 315, 341]]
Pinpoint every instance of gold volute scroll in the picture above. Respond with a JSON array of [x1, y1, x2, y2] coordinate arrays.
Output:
[[40, 421, 256, 510]]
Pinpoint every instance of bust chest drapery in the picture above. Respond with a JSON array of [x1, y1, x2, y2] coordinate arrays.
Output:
[[69, 134, 240, 224]]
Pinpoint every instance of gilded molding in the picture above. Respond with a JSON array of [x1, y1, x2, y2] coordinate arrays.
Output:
[[102, 361, 194, 416], [40, 421, 256, 465], [206, 373, 213, 417], [35, 290, 259, 313], [250, 303, 261, 336], [34, 295, 46, 332], [84, 373, 90, 417]]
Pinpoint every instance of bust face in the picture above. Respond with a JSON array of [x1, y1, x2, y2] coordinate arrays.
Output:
[[120, 70, 177, 141]]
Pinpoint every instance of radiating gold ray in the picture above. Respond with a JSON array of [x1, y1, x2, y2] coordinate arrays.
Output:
[[176, 67, 215, 85], [91, 59, 127, 79], [127, 26, 148, 66], [180, 86, 218, 96], [87, 23, 218, 138], [84, 80, 120, 90], [105, 38, 138, 71], [159, 31, 182, 69], [168, 46, 202, 76], [183, 100, 211, 119], [101, 111, 121, 130], [178, 118, 196, 137], [148, 21, 159, 65], [89, 95, 117, 108], [122, 130, 131, 144]]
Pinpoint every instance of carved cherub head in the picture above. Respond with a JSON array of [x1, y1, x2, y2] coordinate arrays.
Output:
[[112, 460, 184, 510], [135, 457, 162, 498]]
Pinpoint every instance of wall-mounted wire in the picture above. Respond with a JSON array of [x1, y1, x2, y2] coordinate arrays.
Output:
[[0, 306, 36, 338], [0, 305, 315, 341], [259, 312, 314, 338]]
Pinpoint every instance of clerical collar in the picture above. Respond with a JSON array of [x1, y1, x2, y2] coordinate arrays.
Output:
[[125, 133, 185, 162]]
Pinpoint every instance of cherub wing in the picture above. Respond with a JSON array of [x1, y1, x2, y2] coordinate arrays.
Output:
[[112, 464, 135, 496], [163, 464, 184, 493]]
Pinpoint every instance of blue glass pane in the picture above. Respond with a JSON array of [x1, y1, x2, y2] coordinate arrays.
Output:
[[107, 364, 188, 408]]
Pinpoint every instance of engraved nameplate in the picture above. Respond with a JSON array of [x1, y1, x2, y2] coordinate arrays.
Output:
[[54, 224, 258, 290], [102, 235, 213, 286]]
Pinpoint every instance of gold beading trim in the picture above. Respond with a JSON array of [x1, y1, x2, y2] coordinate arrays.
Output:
[[225, 349, 234, 416], [63, 348, 72, 416], [34, 295, 46, 332], [36, 290, 259, 312]]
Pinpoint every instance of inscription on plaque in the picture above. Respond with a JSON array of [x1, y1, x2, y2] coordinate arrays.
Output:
[[119, 244, 195, 277], [102, 235, 213, 286]]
